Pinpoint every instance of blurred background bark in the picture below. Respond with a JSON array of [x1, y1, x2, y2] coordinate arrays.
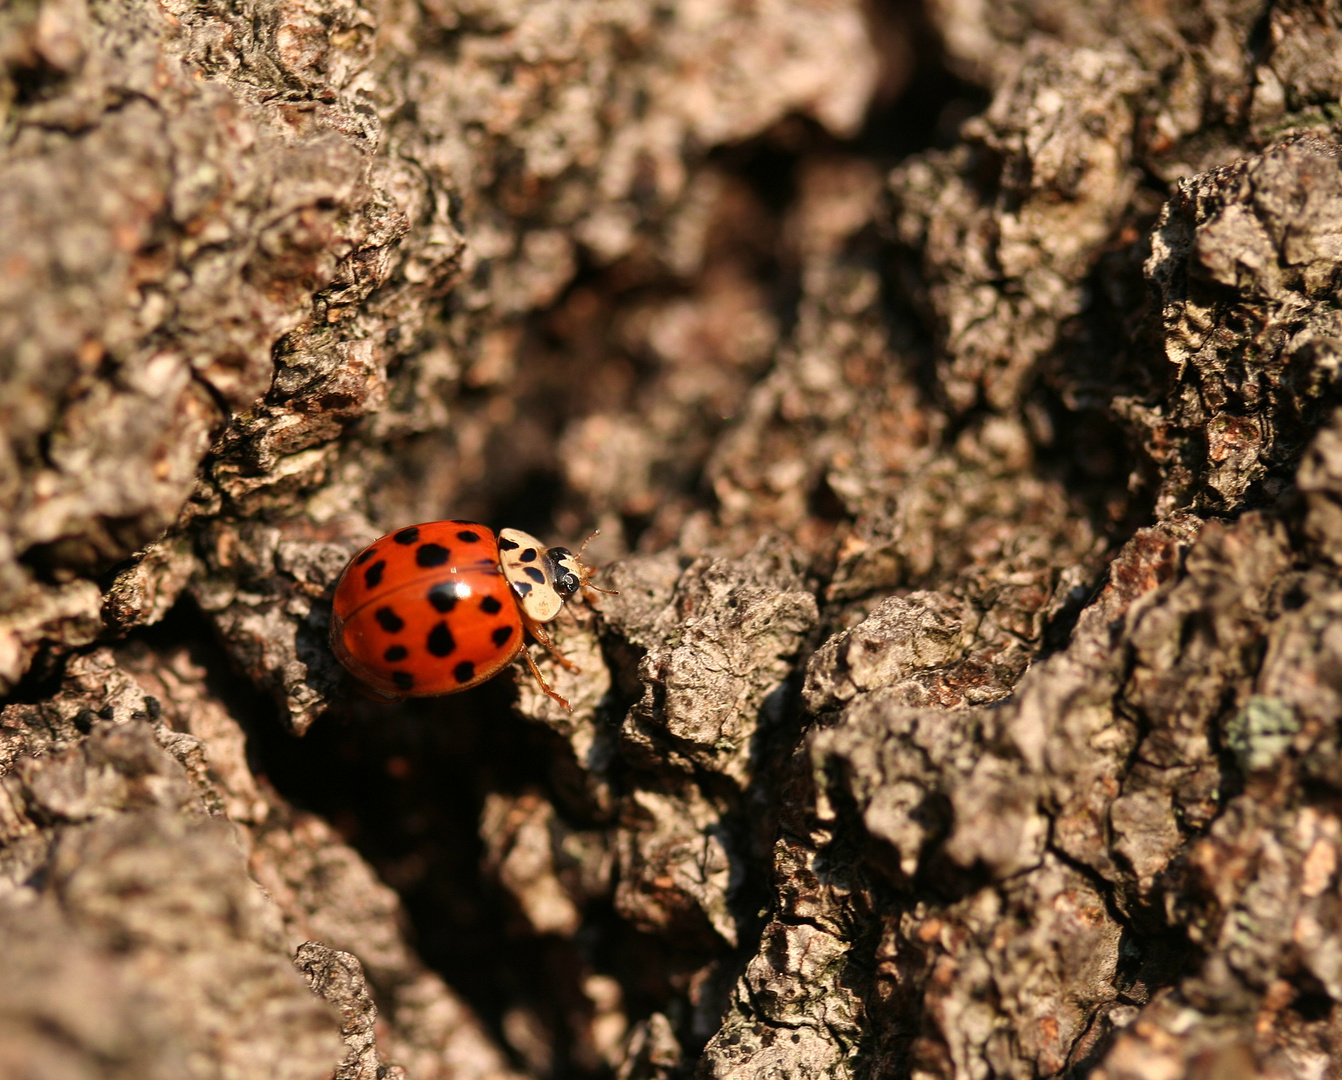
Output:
[[3, 0, 1342, 1076]]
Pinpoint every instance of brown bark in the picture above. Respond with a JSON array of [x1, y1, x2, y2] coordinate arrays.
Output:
[[4, 0, 1342, 1077]]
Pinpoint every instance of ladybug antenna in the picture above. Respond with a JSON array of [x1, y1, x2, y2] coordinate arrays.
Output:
[[575, 529, 618, 597]]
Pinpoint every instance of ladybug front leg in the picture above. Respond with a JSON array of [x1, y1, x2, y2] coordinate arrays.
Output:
[[520, 649, 571, 711], [523, 615, 580, 673], [517, 612, 580, 710]]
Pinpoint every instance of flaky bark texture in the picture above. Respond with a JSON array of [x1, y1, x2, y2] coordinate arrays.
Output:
[[4, 0, 1342, 1076]]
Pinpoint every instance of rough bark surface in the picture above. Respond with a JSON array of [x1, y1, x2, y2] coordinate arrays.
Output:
[[4, 0, 1342, 1077]]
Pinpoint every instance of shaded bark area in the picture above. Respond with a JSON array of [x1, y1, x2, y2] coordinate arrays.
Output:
[[4, 0, 1342, 1077]]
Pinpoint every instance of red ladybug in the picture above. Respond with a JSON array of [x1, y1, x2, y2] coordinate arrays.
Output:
[[329, 521, 601, 709]]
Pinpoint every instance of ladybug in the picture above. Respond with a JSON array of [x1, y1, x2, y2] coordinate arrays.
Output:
[[329, 521, 603, 709]]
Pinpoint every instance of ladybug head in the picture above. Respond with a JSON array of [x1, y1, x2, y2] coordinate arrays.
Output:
[[548, 531, 615, 604], [545, 547, 584, 600]]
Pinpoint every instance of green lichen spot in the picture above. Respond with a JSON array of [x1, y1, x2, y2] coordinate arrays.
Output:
[[1224, 695, 1299, 773]]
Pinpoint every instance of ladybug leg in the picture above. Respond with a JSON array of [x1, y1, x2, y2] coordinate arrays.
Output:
[[524, 615, 581, 673], [516, 611, 585, 709], [352, 680, 404, 703], [520, 649, 571, 711]]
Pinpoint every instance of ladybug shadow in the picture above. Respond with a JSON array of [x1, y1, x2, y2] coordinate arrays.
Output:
[[293, 646, 698, 1078], [257, 669, 568, 1040], [130, 598, 544, 1032], [263, 647, 673, 1077]]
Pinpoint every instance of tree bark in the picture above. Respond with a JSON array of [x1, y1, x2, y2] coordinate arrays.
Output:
[[3, 0, 1342, 1077]]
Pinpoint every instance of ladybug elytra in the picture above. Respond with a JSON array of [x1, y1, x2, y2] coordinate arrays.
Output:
[[329, 521, 602, 709]]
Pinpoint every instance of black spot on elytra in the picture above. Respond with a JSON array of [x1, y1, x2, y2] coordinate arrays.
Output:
[[499, 536, 520, 551], [427, 621, 456, 658], [520, 548, 538, 562], [457, 530, 482, 544], [375, 607, 404, 633], [355, 548, 375, 565], [524, 566, 546, 584], [383, 645, 409, 663], [394, 527, 420, 545], [514, 582, 533, 597], [364, 560, 386, 588], [392, 671, 415, 691], [417, 543, 450, 568], [428, 585, 457, 613], [480, 595, 503, 615], [454, 661, 476, 684], [491, 625, 513, 647]]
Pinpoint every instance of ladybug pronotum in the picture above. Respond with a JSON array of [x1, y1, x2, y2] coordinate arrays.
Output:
[[329, 521, 601, 709]]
